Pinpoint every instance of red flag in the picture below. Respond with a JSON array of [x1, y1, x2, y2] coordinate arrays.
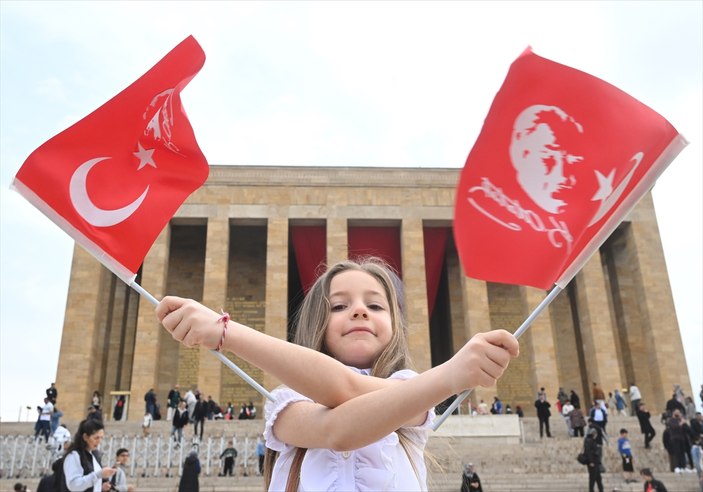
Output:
[[12, 36, 209, 283], [454, 48, 687, 290]]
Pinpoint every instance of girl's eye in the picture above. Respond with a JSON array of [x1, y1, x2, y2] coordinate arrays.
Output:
[[368, 304, 385, 311], [330, 304, 346, 312]]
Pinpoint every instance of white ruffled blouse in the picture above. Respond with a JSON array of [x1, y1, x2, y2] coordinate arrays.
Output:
[[264, 368, 434, 491]]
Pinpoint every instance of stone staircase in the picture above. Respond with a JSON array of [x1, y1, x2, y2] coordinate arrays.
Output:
[[1, 415, 698, 491]]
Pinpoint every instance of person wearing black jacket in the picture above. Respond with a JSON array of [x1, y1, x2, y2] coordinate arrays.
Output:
[[460, 463, 482, 492], [640, 468, 668, 492], [636, 402, 657, 449], [584, 427, 603, 492], [534, 393, 552, 438], [172, 400, 189, 447]]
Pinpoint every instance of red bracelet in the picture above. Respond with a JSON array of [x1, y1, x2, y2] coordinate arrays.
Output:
[[216, 310, 230, 352]]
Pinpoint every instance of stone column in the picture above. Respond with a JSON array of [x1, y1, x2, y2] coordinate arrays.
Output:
[[198, 217, 230, 402], [55, 245, 108, 421], [573, 253, 621, 404], [460, 276, 495, 410], [524, 287, 559, 401], [628, 193, 690, 409], [401, 219, 431, 372], [128, 225, 170, 420], [326, 217, 348, 267], [262, 218, 289, 391]]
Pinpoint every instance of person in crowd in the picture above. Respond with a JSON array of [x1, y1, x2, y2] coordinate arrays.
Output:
[[179, 449, 201, 492], [112, 396, 126, 422], [206, 395, 217, 420], [51, 424, 72, 462], [12, 483, 27, 492], [192, 393, 207, 442], [37, 458, 61, 492], [692, 412, 703, 440], [690, 435, 702, 492], [46, 383, 58, 405], [589, 400, 608, 438], [225, 402, 234, 420], [86, 405, 103, 424], [144, 388, 157, 419], [491, 396, 503, 415], [666, 393, 685, 417], [570, 389, 581, 409], [584, 426, 603, 492], [592, 382, 606, 409], [562, 399, 575, 436], [637, 402, 657, 449], [91, 391, 101, 410], [640, 468, 668, 492], [256, 436, 266, 476], [618, 428, 636, 484], [109, 448, 134, 492], [685, 397, 697, 419], [570, 405, 587, 437], [666, 409, 691, 472], [247, 401, 257, 419], [607, 392, 617, 413], [615, 389, 628, 416], [535, 393, 552, 438], [166, 384, 181, 422], [477, 399, 489, 415], [184, 388, 197, 423], [155, 257, 518, 491], [172, 400, 189, 447], [218, 441, 238, 477], [50, 406, 63, 434], [63, 419, 116, 491], [461, 463, 483, 492], [38, 397, 53, 443], [238, 402, 250, 420], [515, 405, 524, 418], [142, 410, 152, 437], [628, 383, 641, 417]]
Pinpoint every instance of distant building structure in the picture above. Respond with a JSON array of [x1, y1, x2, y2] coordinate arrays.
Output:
[[55, 165, 691, 421]]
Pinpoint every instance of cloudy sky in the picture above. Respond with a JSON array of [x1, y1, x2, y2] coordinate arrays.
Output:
[[1, 1, 701, 422]]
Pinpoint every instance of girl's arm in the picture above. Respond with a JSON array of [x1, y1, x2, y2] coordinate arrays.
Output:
[[157, 297, 422, 408], [157, 296, 518, 449]]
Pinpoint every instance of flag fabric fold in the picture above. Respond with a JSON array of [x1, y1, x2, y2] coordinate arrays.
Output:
[[12, 35, 209, 283], [453, 47, 687, 290]]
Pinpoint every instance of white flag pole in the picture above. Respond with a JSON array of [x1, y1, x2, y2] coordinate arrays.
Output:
[[130, 281, 275, 402], [431, 285, 562, 431]]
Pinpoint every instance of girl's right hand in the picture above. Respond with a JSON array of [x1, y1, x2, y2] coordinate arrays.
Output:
[[446, 330, 519, 394], [156, 296, 223, 350], [101, 466, 117, 479]]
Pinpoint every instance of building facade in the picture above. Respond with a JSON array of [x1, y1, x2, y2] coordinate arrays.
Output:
[[55, 165, 691, 421]]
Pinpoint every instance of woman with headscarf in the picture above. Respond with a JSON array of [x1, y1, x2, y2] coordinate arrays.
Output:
[[178, 449, 201, 492], [460, 463, 483, 492]]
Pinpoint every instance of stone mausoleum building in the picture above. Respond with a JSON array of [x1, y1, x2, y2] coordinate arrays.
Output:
[[55, 165, 691, 421]]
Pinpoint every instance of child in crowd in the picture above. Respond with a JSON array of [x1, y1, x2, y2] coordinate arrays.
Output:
[[156, 258, 519, 491], [142, 410, 152, 437], [618, 428, 636, 484]]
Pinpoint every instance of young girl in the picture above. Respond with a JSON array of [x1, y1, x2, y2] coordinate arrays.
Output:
[[156, 258, 518, 490]]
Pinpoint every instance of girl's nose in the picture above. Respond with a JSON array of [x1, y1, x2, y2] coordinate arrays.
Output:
[[351, 305, 369, 319]]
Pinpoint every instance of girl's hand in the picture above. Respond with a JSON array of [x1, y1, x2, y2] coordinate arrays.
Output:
[[446, 330, 519, 394], [101, 466, 117, 479], [156, 296, 223, 350]]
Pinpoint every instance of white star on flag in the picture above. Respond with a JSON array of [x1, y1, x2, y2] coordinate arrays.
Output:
[[591, 169, 614, 202], [134, 142, 156, 170]]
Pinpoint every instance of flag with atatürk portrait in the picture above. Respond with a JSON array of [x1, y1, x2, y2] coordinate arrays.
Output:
[[12, 36, 209, 283], [453, 47, 687, 290]]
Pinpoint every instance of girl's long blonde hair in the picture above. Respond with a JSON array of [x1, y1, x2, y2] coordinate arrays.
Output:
[[263, 257, 423, 491]]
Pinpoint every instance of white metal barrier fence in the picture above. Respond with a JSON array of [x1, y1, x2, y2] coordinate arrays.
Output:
[[0, 433, 260, 480]]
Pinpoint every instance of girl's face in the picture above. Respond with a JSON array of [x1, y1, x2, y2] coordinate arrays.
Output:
[[324, 269, 393, 368], [83, 429, 104, 451]]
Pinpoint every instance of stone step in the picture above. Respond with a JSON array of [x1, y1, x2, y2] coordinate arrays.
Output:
[[2, 471, 698, 492]]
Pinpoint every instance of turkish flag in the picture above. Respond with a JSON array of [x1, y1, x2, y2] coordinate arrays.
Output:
[[454, 48, 687, 290], [12, 36, 209, 283]]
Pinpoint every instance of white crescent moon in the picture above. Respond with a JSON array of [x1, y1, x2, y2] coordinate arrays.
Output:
[[69, 157, 149, 227], [588, 152, 643, 227]]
